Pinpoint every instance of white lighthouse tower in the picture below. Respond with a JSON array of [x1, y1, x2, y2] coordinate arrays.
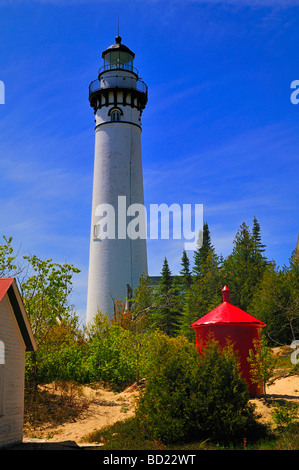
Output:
[[86, 36, 148, 324]]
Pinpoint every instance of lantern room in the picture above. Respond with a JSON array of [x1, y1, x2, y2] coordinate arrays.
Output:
[[190, 286, 266, 397], [101, 35, 135, 73]]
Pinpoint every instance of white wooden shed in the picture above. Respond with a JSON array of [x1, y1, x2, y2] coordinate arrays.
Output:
[[0, 277, 36, 448]]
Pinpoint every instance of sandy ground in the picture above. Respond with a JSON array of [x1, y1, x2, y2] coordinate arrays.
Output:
[[19, 374, 299, 448], [21, 381, 141, 447], [250, 375, 299, 427], [13, 345, 299, 449]]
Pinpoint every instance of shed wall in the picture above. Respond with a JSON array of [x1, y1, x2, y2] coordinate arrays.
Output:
[[0, 294, 26, 448]]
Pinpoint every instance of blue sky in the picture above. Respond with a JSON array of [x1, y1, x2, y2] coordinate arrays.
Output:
[[0, 0, 298, 323]]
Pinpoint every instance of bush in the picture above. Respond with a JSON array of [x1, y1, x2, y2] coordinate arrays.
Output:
[[136, 333, 258, 444], [25, 310, 168, 389], [272, 401, 299, 430], [86, 315, 168, 388], [27, 338, 90, 384], [87, 324, 137, 385]]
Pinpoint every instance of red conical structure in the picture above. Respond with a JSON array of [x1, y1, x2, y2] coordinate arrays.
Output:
[[190, 286, 266, 397]]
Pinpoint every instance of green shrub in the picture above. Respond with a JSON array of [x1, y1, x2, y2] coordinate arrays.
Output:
[[27, 340, 90, 384], [25, 312, 168, 389], [87, 325, 137, 385], [136, 334, 258, 444], [272, 401, 299, 430]]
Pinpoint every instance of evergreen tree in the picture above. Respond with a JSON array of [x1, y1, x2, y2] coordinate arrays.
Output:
[[249, 252, 299, 345], [180, 250, 222, 339], [252, 216, 266, 258], [223, 222, 266, 311], [193, 222, 213, 277], [179, 250, 192, 290], [160, 257, 172, 290], [152, 258, 181, 337]]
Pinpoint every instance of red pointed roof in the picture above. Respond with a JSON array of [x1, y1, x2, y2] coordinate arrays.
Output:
[[0, 277, 14, 302], [0, 277, 37, 351], [190, 286, 265, 328]]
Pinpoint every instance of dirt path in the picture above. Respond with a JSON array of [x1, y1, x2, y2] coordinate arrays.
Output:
[[24, 374, 299, 446], [24, 382, 140, 445], [250, 375, 299, 427]]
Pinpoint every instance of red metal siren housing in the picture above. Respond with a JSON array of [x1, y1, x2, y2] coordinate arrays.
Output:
[[190, 286, 266, 397]]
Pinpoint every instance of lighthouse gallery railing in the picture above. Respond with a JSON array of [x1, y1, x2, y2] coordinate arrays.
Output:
[[89, 76, 148, 99]]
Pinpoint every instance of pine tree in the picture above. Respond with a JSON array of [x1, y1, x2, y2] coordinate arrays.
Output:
[[180, 250, 222, 339], [179, 250, 192, 290], [252, 216, 266, 257], [223, 222, 266, 311], [193, 222, 213, 277], [160, 257, 172, 291], [249, 252, 299, 345], [152, 258, 181, 337]]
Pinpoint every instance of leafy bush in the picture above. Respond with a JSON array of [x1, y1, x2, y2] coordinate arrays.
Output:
[[87, 324, 137, 385], [27, 311, 165, 389], [87, 323, 165, 387], [136, 333, 258, 444], [272, 401, 299, 430]]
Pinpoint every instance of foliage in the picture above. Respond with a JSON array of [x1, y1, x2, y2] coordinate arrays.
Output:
[[1, 212, 297, 444], [272, 401, 299, 430], [249, 254, 299, 345], [248, 334, 276, 395], [130, 272, 155, 333], [83, 312, 165, 387], [0, 235, 19, 277], [84, 417, 153, 450], [193, 222, 213, 277], [136, 334, 257, 444], [111, 274, 156, 383], [223, 220, 267, 311], [111, 300, 133, 330], [179, 250, 192, 290], [20, 254, 80, 345], [87, 321, 137, 385], [20, 254, 80, 388], [25, 310, 87, 384], [150, 258, 181, 336], [180, 250, 222, 338], [252, 216, 266, 258]]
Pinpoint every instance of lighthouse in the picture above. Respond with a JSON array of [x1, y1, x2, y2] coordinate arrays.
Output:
[[86, 36, 148, 324]]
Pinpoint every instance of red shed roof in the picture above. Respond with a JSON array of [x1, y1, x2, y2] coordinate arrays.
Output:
[[190, 286, 265, 328], [0, 277, 14, 302], [0, 277, 37, 351]]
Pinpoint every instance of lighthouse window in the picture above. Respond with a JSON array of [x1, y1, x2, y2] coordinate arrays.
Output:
[[111, 110, 121, 122]]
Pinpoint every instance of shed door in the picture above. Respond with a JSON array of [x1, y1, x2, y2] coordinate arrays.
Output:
[[0, 340, 4, 416]]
